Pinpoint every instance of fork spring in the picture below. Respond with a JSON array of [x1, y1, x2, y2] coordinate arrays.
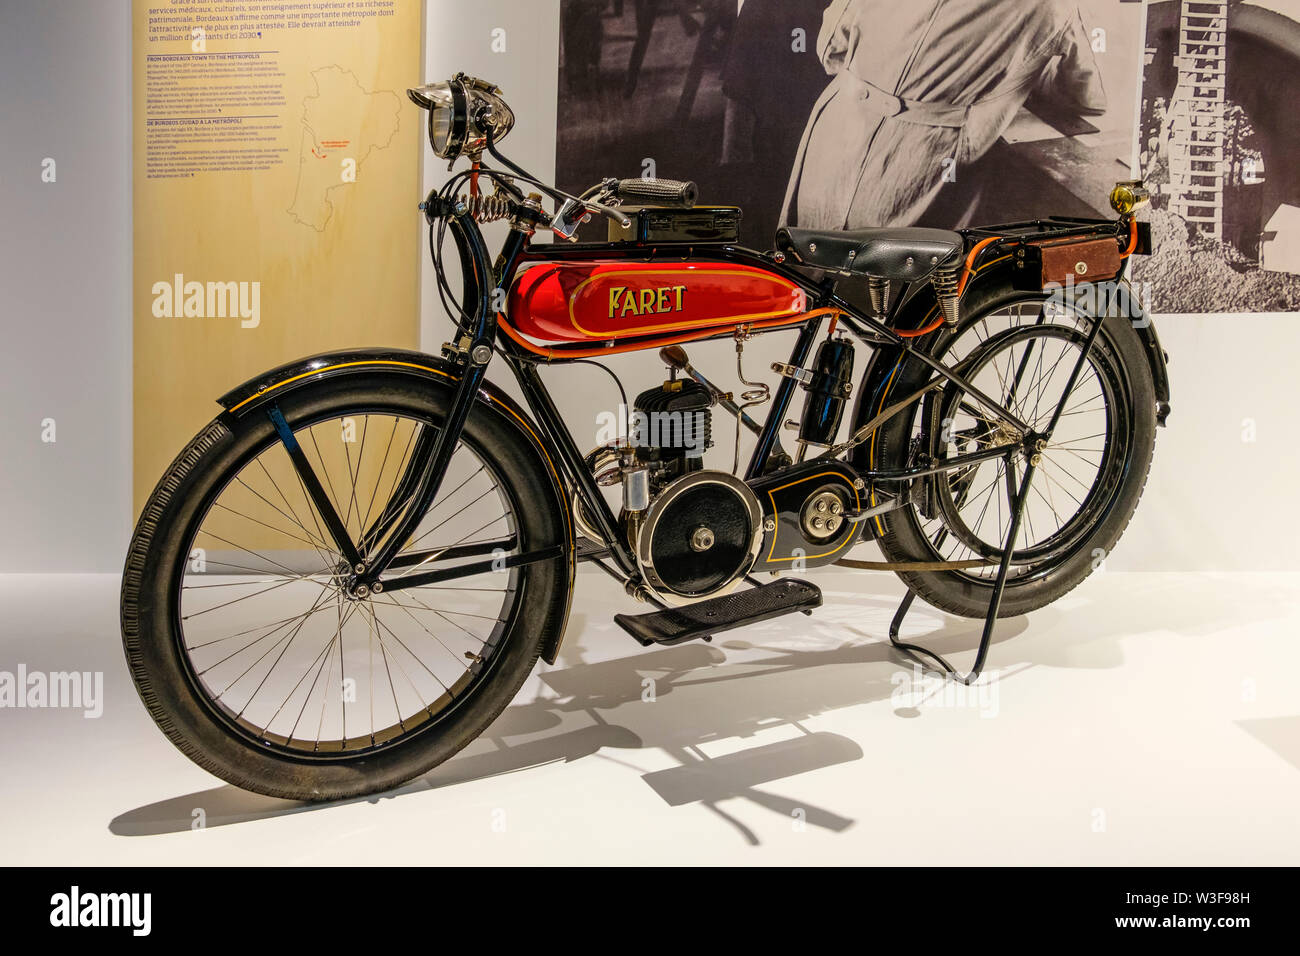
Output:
[[465, 192, 512, 223]]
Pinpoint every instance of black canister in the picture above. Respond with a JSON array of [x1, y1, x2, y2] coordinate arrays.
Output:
[[799, 336, 855, 447]]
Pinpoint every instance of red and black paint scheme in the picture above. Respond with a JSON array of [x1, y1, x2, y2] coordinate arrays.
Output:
[[120, 73, 1178, 802], [507, 260, 806, 343], [219, 78, 1172, 688]]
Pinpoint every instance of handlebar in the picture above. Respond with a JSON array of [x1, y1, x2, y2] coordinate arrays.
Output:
[[422, 169, 703, 341], [612, 177, 698, 208]]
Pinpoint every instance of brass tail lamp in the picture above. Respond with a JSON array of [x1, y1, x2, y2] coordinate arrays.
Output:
[[1109, 180, 1151, 217]]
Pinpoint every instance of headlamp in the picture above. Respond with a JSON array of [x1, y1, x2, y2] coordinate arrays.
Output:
[[407, 73, 515, 160]]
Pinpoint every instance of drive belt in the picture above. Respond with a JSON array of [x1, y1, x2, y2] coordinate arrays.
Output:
[[835, 557, 998, 572]]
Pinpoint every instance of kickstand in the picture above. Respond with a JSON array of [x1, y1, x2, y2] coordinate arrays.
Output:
[[887, 451, 1038, 686], [887, 309, 1103, 685]]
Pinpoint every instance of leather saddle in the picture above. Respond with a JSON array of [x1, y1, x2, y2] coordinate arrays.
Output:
[[775, 226, 964, 281]]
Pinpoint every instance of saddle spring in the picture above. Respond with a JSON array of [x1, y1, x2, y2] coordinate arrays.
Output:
[[867, 276, 890, 317], [932, 268, 961, 327]]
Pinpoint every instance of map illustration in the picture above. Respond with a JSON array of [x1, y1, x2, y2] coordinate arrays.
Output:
[[287, 65, 401, 231]]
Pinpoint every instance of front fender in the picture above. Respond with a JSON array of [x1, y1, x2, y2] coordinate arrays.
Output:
[[217, 347, 576, 664], [219, 347, 466, 414]]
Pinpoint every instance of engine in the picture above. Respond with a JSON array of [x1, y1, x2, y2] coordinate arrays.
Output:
[[627, 469, 763, 601], [617, 378, 762, 600], [575, 355, 865, 605], [627, 378, 714, 493]]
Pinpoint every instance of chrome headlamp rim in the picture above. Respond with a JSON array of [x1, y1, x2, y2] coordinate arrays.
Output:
[[406, 79, 466, 160], [406, 74, 515, 161]]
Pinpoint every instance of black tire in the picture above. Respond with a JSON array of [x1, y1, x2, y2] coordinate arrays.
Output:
[[866, 283, 1158, 619], [121, 374, 569, 801]]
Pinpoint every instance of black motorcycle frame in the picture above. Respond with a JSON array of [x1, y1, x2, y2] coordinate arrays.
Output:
[[263, 167, 1157, 685]]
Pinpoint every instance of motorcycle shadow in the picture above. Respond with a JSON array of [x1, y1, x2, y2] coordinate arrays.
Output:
[[112, 601, 1064, 841]]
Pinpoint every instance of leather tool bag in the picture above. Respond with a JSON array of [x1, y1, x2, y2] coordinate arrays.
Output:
[[1011, 236, 1122, 290]]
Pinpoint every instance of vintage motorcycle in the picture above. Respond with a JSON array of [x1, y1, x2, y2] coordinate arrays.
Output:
[[121, 74, 1168, 800]]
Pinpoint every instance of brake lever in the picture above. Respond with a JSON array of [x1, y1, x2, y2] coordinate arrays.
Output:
[[589, 200, 631, 230], [550, 197, 630, 241]]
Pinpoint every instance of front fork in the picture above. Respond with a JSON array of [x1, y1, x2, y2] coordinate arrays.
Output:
[[269, 203, 501, 598], [357, 207, 498, 592]]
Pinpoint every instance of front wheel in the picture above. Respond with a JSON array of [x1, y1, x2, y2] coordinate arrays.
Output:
[[121, 373, 570, 800], [866, 285, 1158, 619]]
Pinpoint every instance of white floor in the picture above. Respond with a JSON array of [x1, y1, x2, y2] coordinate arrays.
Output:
[[1, 567, 1298, 865]]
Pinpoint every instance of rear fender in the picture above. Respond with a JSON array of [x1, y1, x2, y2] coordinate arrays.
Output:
[[849, 261, 1171, 533], [852, 260, 1171, 447]]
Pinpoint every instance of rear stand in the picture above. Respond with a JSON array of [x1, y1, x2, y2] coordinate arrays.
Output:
[[886, 451, 1036, 686], [886, 310, 1105, 685]]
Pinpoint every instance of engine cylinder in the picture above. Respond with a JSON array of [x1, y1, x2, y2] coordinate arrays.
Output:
[[631, 379, 714, 485]]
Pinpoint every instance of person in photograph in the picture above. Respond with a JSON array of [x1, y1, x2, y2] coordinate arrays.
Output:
[[781, 0, 1107, 230], [719, 0, 832, 243]]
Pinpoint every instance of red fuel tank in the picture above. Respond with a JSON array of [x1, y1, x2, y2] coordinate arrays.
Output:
[[506, 261, 806, 343]]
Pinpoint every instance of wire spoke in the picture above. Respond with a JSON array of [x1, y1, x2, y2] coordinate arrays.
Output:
[[256, 456, 333, 560], [177, 409, 525, 755], [183, 573, 324, 620], [237, 472, 335, 560], [229, 582, 336, 718], [211, 500, 333, 555]]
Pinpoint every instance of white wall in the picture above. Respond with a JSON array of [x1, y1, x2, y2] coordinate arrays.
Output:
[[1115, 314, 1300, 571], [0, 0, 132, 572]]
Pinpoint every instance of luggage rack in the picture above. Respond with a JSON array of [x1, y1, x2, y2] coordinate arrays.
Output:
[[963, 215, 1150, 258], [964, 215, 1120, 242]]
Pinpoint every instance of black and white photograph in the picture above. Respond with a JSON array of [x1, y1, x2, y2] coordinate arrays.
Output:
[[558, 0, 1146, 246], [1131, 0, 1300, 312]]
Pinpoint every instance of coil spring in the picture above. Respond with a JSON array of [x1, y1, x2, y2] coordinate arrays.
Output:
[[931, 268, 960, 326], [867, 275, 890, 316], [464, 192, 512, 223]]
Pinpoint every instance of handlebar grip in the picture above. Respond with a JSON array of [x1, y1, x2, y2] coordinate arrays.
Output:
[[614, 177, 698, 208]]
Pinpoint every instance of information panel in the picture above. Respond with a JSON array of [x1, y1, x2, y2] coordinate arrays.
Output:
[[132, 0, 422, 510]]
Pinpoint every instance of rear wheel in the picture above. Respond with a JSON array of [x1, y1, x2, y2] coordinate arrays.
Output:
[[866, 285, 1157, 619], [121, 374, 569, 800]]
